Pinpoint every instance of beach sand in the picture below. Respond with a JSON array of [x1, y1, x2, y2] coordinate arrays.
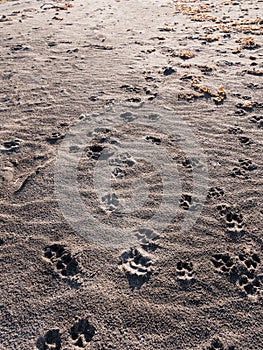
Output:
[[0, 0, 262, 349]]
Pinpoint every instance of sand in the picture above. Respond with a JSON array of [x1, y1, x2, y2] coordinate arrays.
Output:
[[0, 0, 262, 349]]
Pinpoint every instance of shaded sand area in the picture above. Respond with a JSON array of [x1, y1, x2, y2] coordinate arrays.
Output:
[[0, 0, 263, 349]]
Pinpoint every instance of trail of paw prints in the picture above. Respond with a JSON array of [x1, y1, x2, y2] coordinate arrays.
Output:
[[216, 204, 245, 235], [205, 338, 235, 350], [180, 194, 202, 211], [176, 261, 195, 281], [69, 318, 96, 349], [36, 318, 96, 350], [36, 329, 61, 350], [211, 250, 262, 299], [119, 247, 155, 290], [207, 187, 224, 200], [44, 244, 82, 287], [230, 159, 257, 178]]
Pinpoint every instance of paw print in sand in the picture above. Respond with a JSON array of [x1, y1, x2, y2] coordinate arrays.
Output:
[[145, 135, 161, 145], [207, 187, 224, 200], [238, 252, 260, 273], [206, 338, 235, 350], [238, 274, 262, 299], [212, 249, 262, 299], [109, 152, 136, 168], [119, 247, 154, 289], [217, 204, 244, 233], [0, 139, 21, 153], [237, 251, 262, 298], [250, 115, 263, 129], [180, 194, 201, 211], [231, 159, 257, 178], [87, 144, 104, 160], [134, 228, 159, 252], [101, 193, 121, 212], [211, 253, 236, 275], [36, 329, 61, 350], [109, 152, 136, 179], [182, 157, 205, 171], [69, 318, 96, 348], [176, 261, 194, 281], [44, 244, 81, 284]]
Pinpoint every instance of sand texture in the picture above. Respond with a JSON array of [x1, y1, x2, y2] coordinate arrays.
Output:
[[0, 0, 263, 349]]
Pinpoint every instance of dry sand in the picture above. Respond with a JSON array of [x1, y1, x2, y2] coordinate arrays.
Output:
[[0, 0, 263, 349]]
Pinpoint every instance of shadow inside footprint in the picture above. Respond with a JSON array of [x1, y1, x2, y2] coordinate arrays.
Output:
[[36, 329, 61, 350]]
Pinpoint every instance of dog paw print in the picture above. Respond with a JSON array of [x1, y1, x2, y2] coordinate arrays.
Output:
[[46, 132, 65, 144], [69, 318, 96, 348], [119, 248, 154, 289], [182, 157, 205, 171], [238, 252, 261, 273], [0, 139, 21, 153], [109, 152, 136, 168], [238, 274, 262, 299], [101, 193, 121, 212], [111, 167, 127, 179], [180, 194, 192, 210], [211, 253, 236, 275], [86, 144, 104, 160], [176, 261, 194, 281], [238, 136, 251, 145], [217, 205, 244, 233], [228, 127, 243, 134], [109, 152, 136, 179], [180, 194, 201, 211], [207, 187, 224, 200], [120, 111, 138, 122], [225, 212, 244, 233], [145, 135, 161, 145], [134, 228, 159, 252], [44, 244, 81, 284], [120, 84, 142, 94], [231, 159, 257, 178], [251, 115, 263, 129], [206, 338, 235, 350], [36, 329, 61, 350], [237, 251, 262, 299]]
